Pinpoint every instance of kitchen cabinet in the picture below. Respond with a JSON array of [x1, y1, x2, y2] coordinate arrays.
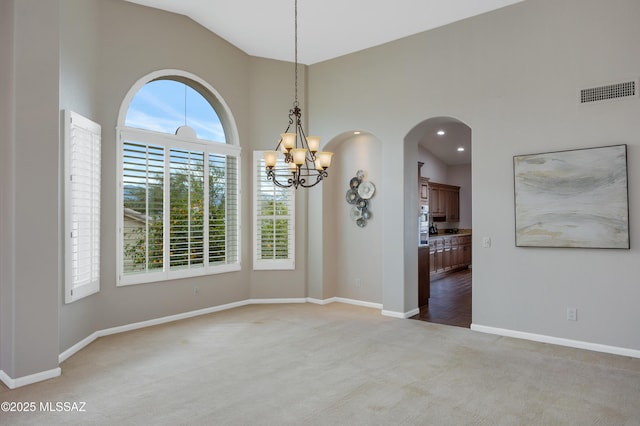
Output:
[[428, 185, 444, 217], [429, 238, 441, 273], [428, 182, 460, 222], [442, 237, 453, 271], [419, 177, 430, 205], [461, 236, 472, 266], [429, 234, 472, 276], [447, 190, 459, 222], [418, 246, 430, 306], [449, 238, 459, 270]]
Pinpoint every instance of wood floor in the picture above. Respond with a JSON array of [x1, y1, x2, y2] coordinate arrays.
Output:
[[411, 268, 472, 328]]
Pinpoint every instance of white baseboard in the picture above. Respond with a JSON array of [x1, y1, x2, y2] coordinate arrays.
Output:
[[0, 367, 61, 390], [405, 308, 420, 318], [334, 297, 383, 310], [381, 310, 404, 319], [306, 296, 383, 310], [59, 297, 383, 364], [381, 307, 419, 319], [59, 299, 251, 363], [249, 298, 307, 304], [471, 324, 640, 359], [306, 297, 336, 305]]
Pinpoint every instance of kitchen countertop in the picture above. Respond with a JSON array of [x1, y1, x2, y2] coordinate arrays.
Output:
[[420, 229, 472, 247], [428, 229, 472, 238]]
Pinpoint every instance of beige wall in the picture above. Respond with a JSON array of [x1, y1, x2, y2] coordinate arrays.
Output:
[[325, 133, 384, 304], [0, 0, 61, 379], [418, 145, 447, 183], [247, 57, 309, 300], [0, 0, 15, 376], [309, 0, 640, 348]]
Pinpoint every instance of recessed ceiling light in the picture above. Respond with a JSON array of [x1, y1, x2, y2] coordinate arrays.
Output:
[[437, 130, 445, 136], [354, 131, 361, 135], [457, 147, 465, 152]]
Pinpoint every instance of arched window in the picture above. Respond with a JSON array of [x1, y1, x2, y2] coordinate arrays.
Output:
[[117, 71, 240, 286], [125, 79, 226, 142]]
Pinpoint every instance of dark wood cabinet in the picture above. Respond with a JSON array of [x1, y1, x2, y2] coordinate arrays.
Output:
[[428, 185, 444, 217], [449, 240, 460, 270], [461, 237, 472, 266], [429, 238, 442, 273], [429, 234, 472, 276], [428, 182, 460, 222], [447, 190, 460, 222], [418, 246, 430, 307]]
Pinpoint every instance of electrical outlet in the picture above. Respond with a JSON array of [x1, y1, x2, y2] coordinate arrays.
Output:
[[483, 237, 492, 248], [193, 286, 200, 295], [566, 307, 577, 321], [354, 278, 361, 287]]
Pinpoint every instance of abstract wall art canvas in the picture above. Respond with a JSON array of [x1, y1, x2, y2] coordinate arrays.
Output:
[[514, 144, 629, 249]]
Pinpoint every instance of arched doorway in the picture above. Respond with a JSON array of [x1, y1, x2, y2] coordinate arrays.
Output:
[[405, 116, 472, 327]]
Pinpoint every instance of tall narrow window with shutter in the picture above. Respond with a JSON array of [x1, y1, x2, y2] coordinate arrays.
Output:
[[65, 110, 101, 303], [253, 151, 295, 270]]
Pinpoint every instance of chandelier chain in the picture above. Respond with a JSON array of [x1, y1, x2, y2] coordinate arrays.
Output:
[[294, 0, 298, 107]]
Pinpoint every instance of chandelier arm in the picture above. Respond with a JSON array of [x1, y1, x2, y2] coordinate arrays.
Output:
[[299, 171, 327, 188], [284, 120, 294, 133], [267, 169, 294, 188], [288, 108, 296, 126], [268, 166, 326, 189]]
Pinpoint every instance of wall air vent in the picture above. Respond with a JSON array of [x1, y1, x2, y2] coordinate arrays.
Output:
[[580, 79, 638, 104]]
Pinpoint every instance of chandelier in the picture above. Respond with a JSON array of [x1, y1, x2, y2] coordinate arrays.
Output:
[[263, 0, 333, 189]]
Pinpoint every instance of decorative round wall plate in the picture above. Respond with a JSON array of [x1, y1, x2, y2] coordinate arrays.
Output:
[[346, 189, 359, 204], [345, 169, 374, 228], [357, 181, 375, 199]]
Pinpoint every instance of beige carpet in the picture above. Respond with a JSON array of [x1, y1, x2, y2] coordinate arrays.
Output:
[[2, 303, 639, 425]]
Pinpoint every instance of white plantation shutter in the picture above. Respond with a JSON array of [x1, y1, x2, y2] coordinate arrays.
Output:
[[121, 141, 164, 277], [169, 148, 205, 270], [118, 131, 241, 285], [253, 151, 295, 270], [209, 153, 239, 266], [65, 111, 101, 303]]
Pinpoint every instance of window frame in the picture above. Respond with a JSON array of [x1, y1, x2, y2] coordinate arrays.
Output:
[[116, 70, 241, 287], [253, 151, 295, 270]]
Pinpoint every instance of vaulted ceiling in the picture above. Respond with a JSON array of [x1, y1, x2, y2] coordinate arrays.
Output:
[[125, 0, 523, 65], [125, 0, 524, 165]]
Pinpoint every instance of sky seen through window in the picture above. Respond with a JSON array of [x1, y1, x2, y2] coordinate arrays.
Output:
[[125, 79, 225, 142]]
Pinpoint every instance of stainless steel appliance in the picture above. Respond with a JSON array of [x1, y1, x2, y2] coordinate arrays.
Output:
[[419, 204, 429, 246]]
